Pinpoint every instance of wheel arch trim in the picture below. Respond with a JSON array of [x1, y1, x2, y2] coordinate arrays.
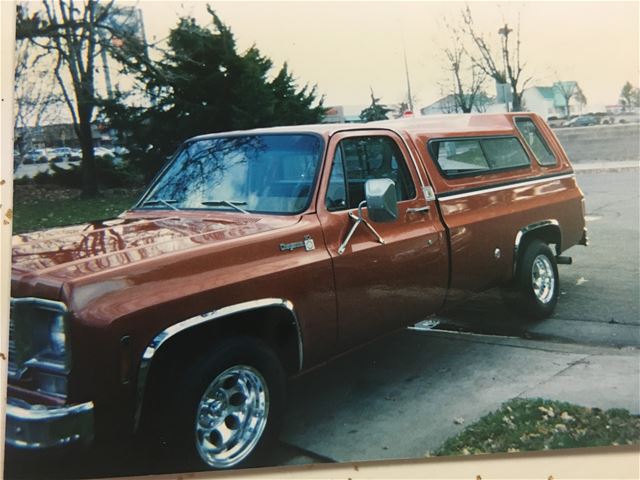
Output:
[[133, 297, 302, 432], [513, 220, 561, 274]]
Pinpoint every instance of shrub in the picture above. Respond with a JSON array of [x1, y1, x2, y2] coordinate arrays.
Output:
[[17, 157, 144, 189]]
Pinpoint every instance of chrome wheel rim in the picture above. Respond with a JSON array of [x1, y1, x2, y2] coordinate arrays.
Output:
[[195, 365, 269, 468], [532, 254, 555, 304]]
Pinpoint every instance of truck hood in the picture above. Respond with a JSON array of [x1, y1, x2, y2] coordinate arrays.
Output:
[[12, 213, 299, 291]]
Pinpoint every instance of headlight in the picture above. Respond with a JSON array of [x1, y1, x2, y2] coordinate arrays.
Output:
[[9, 298, 70, 397]]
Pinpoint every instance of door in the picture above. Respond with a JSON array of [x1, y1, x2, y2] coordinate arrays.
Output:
[[316, 130, 449, 351]]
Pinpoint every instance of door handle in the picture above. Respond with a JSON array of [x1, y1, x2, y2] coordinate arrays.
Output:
[[407, 205, 430, 214]]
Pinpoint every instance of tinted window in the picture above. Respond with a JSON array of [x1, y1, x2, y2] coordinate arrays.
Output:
[[326, 136, 416, 210], [515, 118, 557, 166], [434, 140, 489, 174], [431, 137, 530, 177], [482, 137, 530, 169], [140, 134, 323, 214]]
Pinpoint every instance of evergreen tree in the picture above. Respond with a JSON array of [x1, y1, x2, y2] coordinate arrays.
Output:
[[102, 8, 324, 180], [359, 89, 391, 122]]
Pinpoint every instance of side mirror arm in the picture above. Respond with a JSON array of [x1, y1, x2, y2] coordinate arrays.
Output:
[[337, 201, 385, 255]]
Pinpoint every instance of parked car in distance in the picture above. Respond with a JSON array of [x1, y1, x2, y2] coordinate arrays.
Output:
[[49, 147, 73, 163], [113, 145, 130, 156], [7, 113, 588, 472], [22, 148, 49, 164], [545, 116, 565, 128], [563, 115, 599, 127], [69, 149, 82, 162], [94, 146, 115, 159]]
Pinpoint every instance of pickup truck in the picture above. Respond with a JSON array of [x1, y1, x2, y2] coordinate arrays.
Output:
[[6, 113, 587, 471]]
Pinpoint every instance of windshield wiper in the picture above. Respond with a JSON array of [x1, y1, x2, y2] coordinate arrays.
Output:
[[201, 200, 250, 214], [140, 199, 179, 211]]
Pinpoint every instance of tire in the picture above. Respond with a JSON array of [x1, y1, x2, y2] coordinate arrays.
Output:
[[502, 239, 559, 321], [155, 337, 285, 471]]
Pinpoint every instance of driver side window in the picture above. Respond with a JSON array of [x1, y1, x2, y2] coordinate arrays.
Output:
[[325, 136, 416, 211]]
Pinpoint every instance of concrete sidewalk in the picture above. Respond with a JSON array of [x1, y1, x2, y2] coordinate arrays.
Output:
[[280, 329, 639, 464], [573, 160, 639, 172]]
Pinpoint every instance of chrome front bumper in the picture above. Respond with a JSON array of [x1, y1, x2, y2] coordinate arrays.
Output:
[[5, 399, 94, 449]]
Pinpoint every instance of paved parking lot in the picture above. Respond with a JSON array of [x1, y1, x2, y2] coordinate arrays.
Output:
[[278, 169, 640, 465]]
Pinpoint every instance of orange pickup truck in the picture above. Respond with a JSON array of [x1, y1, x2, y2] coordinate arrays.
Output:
[[7, 113, 587, 470]]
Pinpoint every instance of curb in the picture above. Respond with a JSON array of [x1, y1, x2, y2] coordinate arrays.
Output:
[[574, 163, 639, 173]]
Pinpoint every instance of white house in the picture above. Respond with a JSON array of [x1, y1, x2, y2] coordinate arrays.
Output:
[[521, 82, 581, 119]]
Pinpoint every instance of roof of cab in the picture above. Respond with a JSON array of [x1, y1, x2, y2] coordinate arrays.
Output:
[[190, 112, 531, 142]]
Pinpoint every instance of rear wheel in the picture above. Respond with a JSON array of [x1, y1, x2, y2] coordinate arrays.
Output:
[[154, 337, 285, 470], [502, 239, 559, 320]]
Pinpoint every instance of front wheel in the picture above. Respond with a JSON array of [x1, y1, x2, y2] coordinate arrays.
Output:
[[502, 240, 559, 320], [164, 337, 285, 470]]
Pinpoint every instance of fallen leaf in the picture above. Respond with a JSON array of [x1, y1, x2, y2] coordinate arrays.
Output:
[[560, 411, 575, 422]]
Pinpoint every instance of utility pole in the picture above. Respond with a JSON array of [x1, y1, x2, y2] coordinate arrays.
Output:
[[402, 40, 414, 113], [498, 23, 513, 112]]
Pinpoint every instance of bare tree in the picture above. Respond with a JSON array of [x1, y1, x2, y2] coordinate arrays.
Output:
[[443, 37, 487, 113], [13, 36, 64, 153], [619, 82, 640, 111], [438, 94, 459, 114], [16, 1, 143, 197], [573, 85, 587, 114], [554, 81, 578, 119], [461, 5, 531, 111]]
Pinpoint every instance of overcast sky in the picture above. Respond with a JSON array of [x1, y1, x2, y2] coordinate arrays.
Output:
[[131, 1, 639, 112]]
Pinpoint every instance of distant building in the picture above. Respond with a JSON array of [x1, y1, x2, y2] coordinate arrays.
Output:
[[521, 82, 580, 119], [322, 106, 345, 123], [420, 94, 505, 116], [605, 105, 625, 114], [15, 123, 113, 152], [322, 105, 365, 124], [420, 95, 460, 115]]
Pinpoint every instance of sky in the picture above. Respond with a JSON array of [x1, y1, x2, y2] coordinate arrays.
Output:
[[129, 1, 639, 112]]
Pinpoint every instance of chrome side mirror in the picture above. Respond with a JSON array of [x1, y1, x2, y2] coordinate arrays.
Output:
[[365, 178, 398, 223], [337, 178, 398, 255]]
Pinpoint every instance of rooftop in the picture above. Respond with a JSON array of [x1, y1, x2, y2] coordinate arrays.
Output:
[[190, 113, 531, 142]]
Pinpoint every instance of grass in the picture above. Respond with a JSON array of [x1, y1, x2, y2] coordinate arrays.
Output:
[[436, 398, 640, 456], [12, 185, 142, 234]]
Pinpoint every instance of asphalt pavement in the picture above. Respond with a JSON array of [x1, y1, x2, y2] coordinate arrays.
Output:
[[276, 167, 640, 466], [5, 167, 638, 477]]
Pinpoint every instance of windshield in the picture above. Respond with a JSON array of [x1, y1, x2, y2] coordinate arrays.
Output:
[[138, 134, 324, 214]]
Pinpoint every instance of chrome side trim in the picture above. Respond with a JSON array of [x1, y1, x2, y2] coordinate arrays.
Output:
[[133, 298, 303, 431], [513, 220, 561, 273], [439, 174, 575, 201], [5, 400, 94, 449]]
